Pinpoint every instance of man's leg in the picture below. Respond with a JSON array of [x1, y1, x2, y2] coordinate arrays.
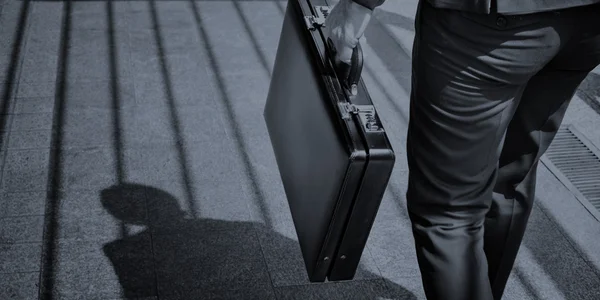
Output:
[[406, 3, 568, 299], [485, 15, 600, 299]]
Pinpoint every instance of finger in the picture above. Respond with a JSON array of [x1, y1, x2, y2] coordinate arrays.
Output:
[[358, 35, 367, 46], [338, 46, 354, 64]]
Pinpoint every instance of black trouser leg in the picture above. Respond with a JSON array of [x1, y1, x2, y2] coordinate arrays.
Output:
[[486, 34, 600, 300], [406, 2, 600, 299]]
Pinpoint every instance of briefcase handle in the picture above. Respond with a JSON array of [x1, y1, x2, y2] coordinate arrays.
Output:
[[327, 37, 364, 96]]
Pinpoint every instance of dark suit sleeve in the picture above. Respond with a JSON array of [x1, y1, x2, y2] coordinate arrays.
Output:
[[351, 0, 386, 10]]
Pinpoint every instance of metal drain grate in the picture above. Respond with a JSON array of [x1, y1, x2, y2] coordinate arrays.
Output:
[[541, 125, 600, 222]]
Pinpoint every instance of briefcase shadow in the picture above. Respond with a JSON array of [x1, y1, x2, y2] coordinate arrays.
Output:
[[100, 183, 417, 299]]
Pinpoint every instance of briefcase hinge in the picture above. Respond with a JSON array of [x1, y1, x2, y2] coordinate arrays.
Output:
[[304, 6, 331, 31], [338, 103, 383, 133], [338, 102, 356, 119]]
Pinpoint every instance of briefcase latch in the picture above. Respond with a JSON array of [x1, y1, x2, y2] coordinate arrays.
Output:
[[304, 6, 331, 31], [338, 103, 383, 133]]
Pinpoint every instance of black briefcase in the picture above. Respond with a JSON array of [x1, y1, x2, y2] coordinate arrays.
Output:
[[264, 0, 395, 282]]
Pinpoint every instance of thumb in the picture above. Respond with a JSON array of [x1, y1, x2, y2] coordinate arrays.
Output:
[[336, 34, 366, 65], [337, 44, 354, 64]]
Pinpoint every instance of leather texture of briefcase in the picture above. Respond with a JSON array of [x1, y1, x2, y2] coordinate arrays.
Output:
[[263, 0, 395, 283]]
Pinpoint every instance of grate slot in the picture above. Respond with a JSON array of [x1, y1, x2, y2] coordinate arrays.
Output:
[[553, 166, 600, 172], [561, 172, 600, 179], [541, 125, 600, 222], [547, 149, 593, 155], [575, 183, 600, 188], [553, 161, 600, 167], [556, 158, 600, 167], [572, 179, 600, 185], [551, 156, 599, 162]]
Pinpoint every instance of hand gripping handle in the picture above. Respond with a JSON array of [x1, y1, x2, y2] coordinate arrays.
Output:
[[327, 37, 363, 96]]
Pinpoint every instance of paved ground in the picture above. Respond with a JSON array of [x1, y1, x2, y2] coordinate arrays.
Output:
[[1, 0, 600, 299]]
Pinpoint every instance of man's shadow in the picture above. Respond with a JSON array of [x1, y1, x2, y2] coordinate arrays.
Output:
[[100, 183, 417, 299]]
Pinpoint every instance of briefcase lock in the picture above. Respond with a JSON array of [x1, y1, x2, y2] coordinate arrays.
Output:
[[304, 6, 331, 30], [338, 103, 383, 133]]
